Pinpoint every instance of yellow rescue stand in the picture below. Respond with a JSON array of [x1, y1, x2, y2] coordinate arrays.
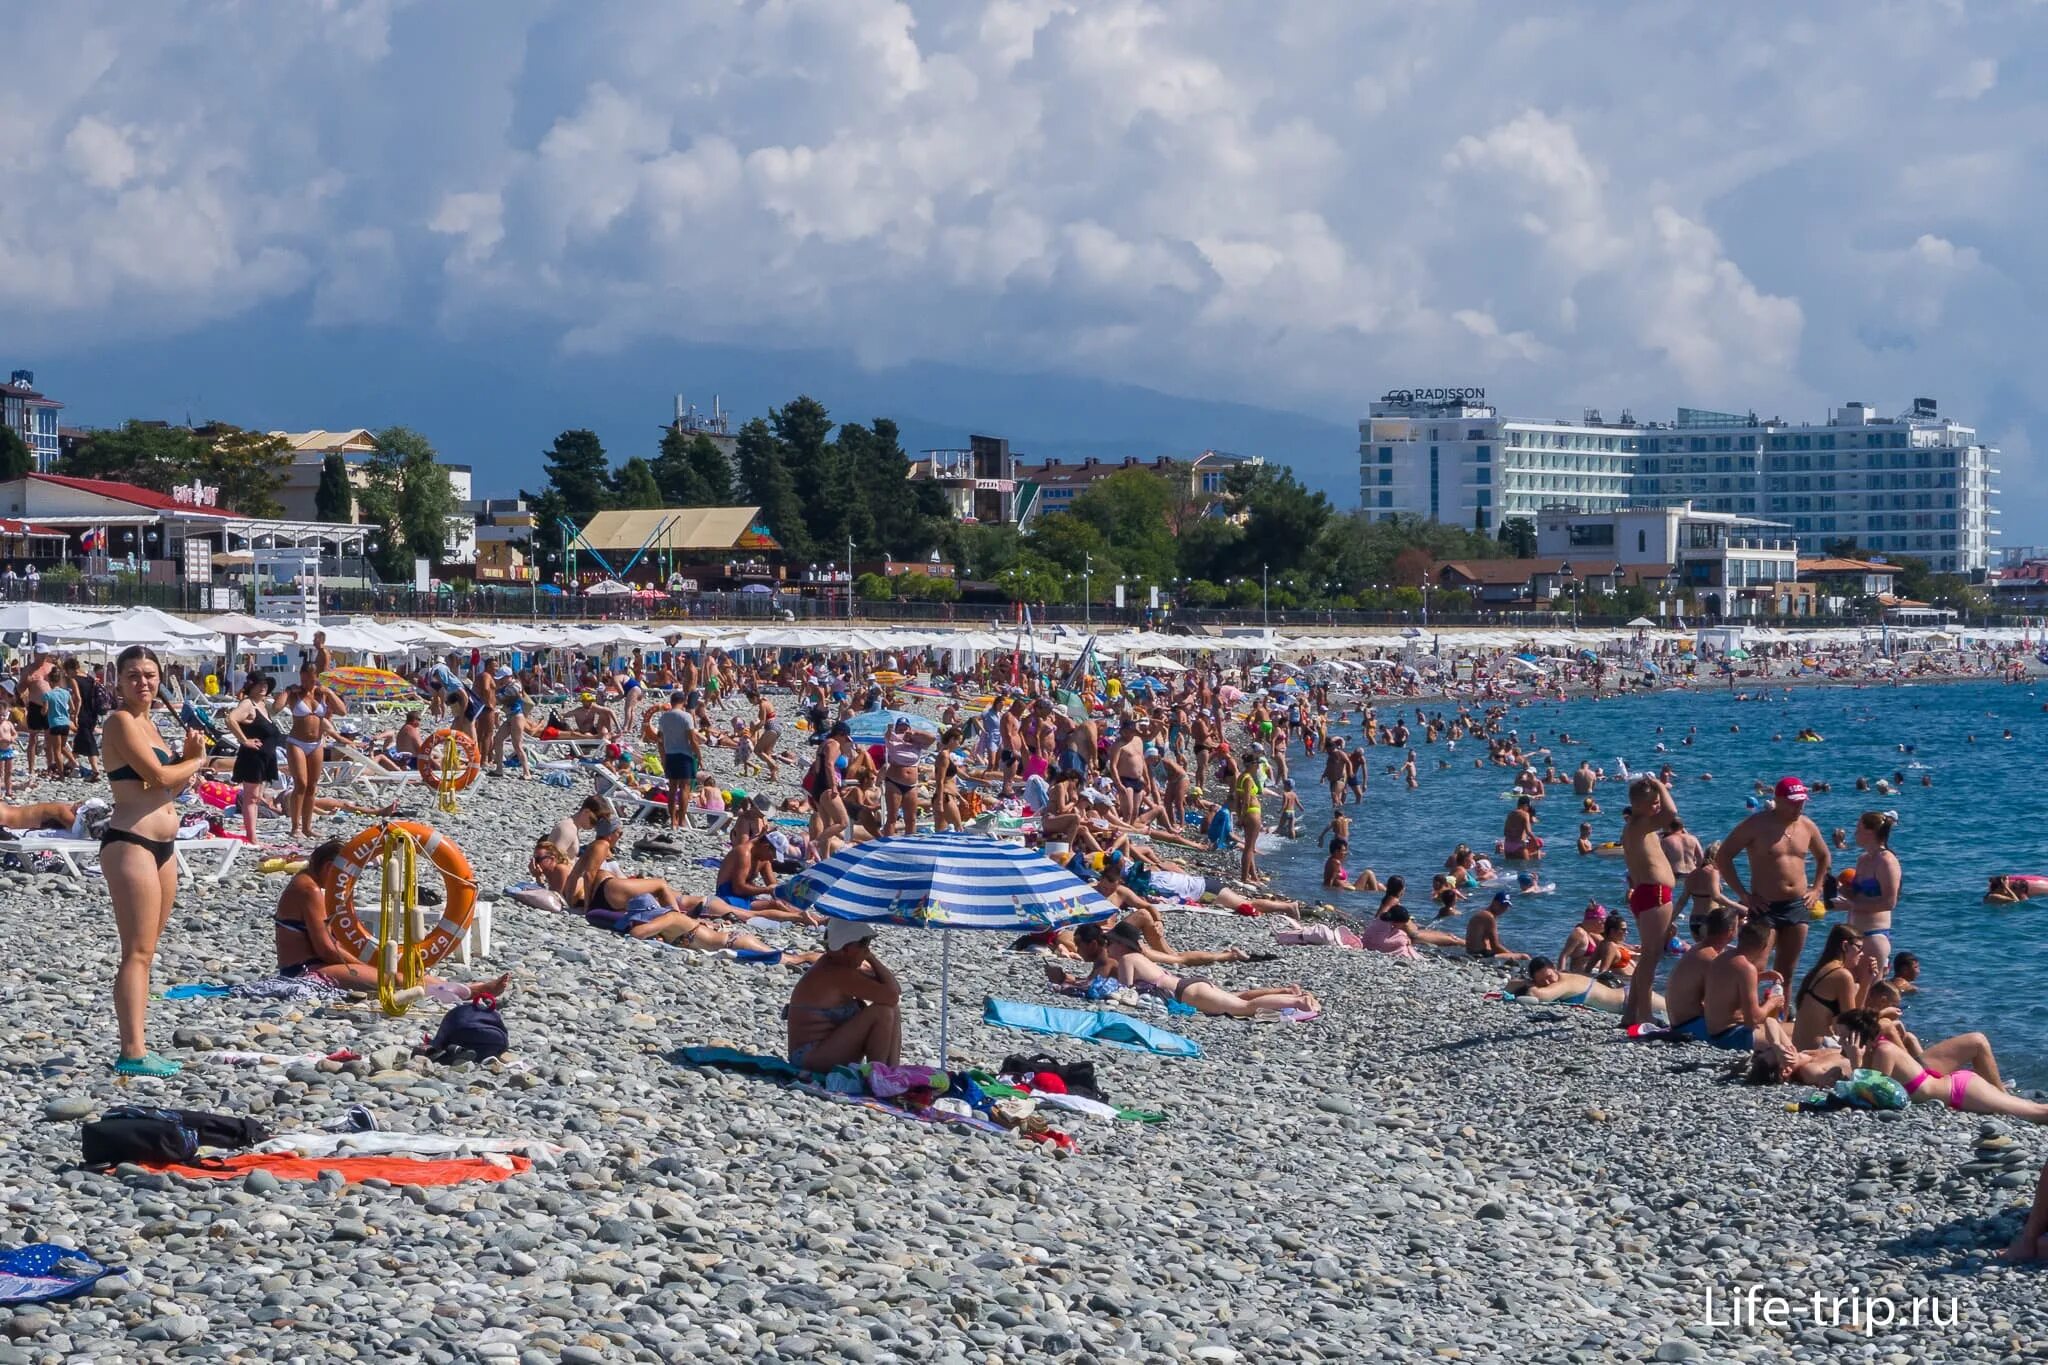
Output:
[[373, 824, 427, 1017]]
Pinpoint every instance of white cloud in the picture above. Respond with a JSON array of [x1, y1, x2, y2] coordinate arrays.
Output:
[[6, 0, 2047, 493]]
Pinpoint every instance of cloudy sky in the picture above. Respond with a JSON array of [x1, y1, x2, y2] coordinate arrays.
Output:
[[4, 0, 2042, 516]]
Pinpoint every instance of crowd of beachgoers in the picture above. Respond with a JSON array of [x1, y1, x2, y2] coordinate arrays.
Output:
[[1, 622, 2046, 1358]]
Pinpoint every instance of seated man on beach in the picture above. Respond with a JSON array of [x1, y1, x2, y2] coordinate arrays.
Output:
[[1464, 892, 1528, 961], [1688, 919, 1785, 1049], [1082, 922, 1319, 1017], [1663, 907, 1734, 1035], [1502, 958, 1658, 1015], [711, 837, 825, 924], [785, 920, 901, 1072]]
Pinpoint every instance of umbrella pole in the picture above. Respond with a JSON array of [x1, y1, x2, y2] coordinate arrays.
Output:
[[938, 927, 951, 1065]]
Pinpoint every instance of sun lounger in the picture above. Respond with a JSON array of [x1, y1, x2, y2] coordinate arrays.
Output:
[[20, 836, 244, 883]]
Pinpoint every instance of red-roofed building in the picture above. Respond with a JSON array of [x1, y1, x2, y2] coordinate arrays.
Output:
[[0, 472, 376, 582]]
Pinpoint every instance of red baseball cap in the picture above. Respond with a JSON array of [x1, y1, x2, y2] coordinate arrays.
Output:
[[1774, 776, 1809, 804]]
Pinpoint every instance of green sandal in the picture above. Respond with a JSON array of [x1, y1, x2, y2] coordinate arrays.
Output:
[[113, 1053, 184, 1079]]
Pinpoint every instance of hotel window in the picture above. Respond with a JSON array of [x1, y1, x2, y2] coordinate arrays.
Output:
[[1429, 449, 1440, 520], [1378, 446, 1393, 462], [1378, 469, 1392, 485], [1475, 467, 1491, 486], [1475, 444, 1491, 463], [1378, 491, 1393, 508], [1818, 435, 1836, 449]]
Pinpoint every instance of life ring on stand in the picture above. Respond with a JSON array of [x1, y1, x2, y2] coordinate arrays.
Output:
[[428, 728, 482, 791], [323, 821, 478, 968]]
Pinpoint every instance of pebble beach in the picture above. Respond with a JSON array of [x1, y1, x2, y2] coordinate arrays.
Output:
[[2, 676, 2046, 1364]]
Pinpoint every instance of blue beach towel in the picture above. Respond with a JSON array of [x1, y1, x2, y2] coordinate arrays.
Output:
[[164, 984, 231, 1000], [674, 1046, 803, 1080], [982, 997, 1201, 1057], [0, 1245, 119, 1305]]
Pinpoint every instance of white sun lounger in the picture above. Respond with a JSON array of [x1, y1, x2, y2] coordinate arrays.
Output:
[[22, 836, 245, 883]]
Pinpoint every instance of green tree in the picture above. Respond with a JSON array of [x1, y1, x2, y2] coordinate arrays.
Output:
[[651, 429, 735, 506], [315, 452, 353, 523], [60, 421, 202, 488], [60, 420, 291, 516], [856, 572, 896, 601], [1065, 468, 1178, 581], [360, 427, 456, 577], [1025, 511, 1115, 580], [609, 455, 664, 509], [0, 424, 32, 480], [193, 425, 294, 518], [1498, 516, 1537, 558], [543, 429, 612, 528], [770, 396, 839, 545], [733, 417, 809, 560], [0, 425, 33, 481], [1215, 463, 1330, 579]]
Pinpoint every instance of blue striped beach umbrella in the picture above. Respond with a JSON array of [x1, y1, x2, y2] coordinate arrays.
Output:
[[785, 831, 1119, 1057], [845, 708, 939, 741]]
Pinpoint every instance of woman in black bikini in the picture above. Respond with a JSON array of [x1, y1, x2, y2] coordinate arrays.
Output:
[[1790, 925, 1875, 1049], [275, 839, 509, 999], [879, 716, 932, 836], [222, 673, 282, 843], [101, 644, 210, 1078]]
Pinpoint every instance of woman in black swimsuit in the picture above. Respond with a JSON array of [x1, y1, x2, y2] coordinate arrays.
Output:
[[101, 644, 210, 1078], [222, 673, 281, 843], [1791, 925, 1874, 1049]]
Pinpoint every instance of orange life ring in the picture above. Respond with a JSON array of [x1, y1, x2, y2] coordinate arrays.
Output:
[[323, 821, 478, 968], [428, 728, 482, 791]]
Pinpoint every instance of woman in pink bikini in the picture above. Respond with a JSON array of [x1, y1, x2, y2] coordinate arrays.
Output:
[[1836, 1010, 2048, 1122]]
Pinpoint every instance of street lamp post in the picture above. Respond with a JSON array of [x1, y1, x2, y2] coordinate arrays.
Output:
[[1261, 562, 1269, 629], [1557, 561, 1574, 628], [847, 535, 855, 622], [1083, 552, 1092, 630]]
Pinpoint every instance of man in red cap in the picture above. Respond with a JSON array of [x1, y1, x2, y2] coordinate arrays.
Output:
[[1714, 776, 1831, 988]]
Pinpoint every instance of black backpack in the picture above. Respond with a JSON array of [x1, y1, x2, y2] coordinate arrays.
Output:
[[420, 997, 509, 1063], [998, 1053, 1104, 1103], [81, 1107, 269, 1168]]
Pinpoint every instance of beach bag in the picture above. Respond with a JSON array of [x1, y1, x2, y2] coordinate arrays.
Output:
[[421, 998, 508, 1063], [81, 1107, 268, 1167]]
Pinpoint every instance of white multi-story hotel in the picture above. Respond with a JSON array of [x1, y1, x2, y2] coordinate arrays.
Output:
[[1359, 390, 1999, 573]]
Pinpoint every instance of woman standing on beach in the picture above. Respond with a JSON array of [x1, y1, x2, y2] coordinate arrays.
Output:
[[283, 665, 347, 839], [102, 645, 209, 1077], [1841, 811, 1902, 969], [222, 674, 281, 842]]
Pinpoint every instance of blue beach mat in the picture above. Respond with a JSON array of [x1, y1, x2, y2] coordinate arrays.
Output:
[[982, 998, 1202, 1057], [0, 1245, 119, 1305]]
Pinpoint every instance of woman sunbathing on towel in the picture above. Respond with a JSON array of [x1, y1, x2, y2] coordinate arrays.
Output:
[[1092, 922, 1318, 1017], [1502, 957, 1658, 1015], [274, 840, 509, 1000], [534, 832, 802, 957], [1829, 1009, 2048, 1122], [1085, 861, 1251, 967]]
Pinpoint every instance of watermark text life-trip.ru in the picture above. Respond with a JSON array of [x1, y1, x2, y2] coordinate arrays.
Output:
[[1703, 1284, 1960, 1335]]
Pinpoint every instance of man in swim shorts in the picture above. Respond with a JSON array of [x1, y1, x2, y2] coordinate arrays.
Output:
[[1619, 775, 1679, 1029], [1715, 776, 1830, 989], [1696, 919, 1784, 1049]]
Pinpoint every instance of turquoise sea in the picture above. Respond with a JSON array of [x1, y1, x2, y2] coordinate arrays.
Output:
[[1258, 678, 2048, 1088]]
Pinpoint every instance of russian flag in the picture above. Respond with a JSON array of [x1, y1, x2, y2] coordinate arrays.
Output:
[[80, 526, 103, 552]]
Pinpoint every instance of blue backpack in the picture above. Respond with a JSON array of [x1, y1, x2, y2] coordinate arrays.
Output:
[[421, 998, 509, 1063]]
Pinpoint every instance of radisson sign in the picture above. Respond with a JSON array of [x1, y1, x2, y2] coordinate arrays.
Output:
[[1380, 387, 1486, 405]]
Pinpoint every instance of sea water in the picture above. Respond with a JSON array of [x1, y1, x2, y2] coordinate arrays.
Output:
[[1259, 678, 2048, 1088]]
